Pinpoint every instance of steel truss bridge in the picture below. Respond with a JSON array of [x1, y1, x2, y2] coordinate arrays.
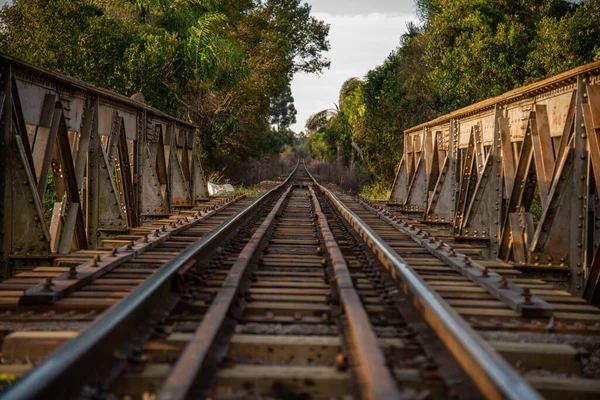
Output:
[[391, 61, 600, 304], [0, 54, 600, 400], [0, 54, 208, 279]]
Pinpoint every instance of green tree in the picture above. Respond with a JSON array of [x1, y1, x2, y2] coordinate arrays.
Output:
[[259, 0, 331, 75], [0, 0, 330, 179], [424, 0, 575, 112], [0, 0, 182, 112], [305, 78, 362, 168], [270, 84, 298, 130], [526, 0, 600, 79], [322, 0, 595, 189]]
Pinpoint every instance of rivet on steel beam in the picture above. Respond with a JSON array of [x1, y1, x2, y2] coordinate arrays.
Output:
[[522, 288, 532, 304], [41, 277, 54, 292], [90, 255, 99, 267], [481, 266, 489, 277], [336, 353, 347, 371], [499, 277, 508, 288]]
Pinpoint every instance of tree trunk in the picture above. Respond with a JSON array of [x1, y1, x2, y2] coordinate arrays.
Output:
[[350, 138, 355, 171], [336, 140, 342, 183]]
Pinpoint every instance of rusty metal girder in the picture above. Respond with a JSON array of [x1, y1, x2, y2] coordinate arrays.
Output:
[[390, 60, 600, 300], [0, 54, 208, 279]]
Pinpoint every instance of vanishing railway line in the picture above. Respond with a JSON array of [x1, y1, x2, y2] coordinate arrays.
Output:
[[0, 163, 598, 399], [2, 50, 600, 400]]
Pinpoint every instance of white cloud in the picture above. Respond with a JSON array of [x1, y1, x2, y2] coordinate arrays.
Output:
[[290, 11, 418, 132]]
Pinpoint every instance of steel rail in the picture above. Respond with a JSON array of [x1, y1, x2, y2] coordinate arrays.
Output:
[[303, 161, 542, 400], [355, 198, 553, 317], [157, 185, 294, 400], [20, 194, 247, 305], [2, 163, 299, 400], [307, 185, 401, 399]]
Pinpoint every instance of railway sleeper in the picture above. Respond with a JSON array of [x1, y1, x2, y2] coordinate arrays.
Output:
[[5, 164, 600, 400], [310, 169, 600, 398]]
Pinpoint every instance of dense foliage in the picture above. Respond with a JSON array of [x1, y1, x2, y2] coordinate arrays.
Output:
[[306, 0, 600, 195], [269, 84, 297, 130], [0, 0, 329, 177]]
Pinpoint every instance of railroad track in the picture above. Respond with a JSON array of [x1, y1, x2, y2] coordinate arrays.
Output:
[[0, 195, 251, 310], [312, 172, 600, 399], [0, 162, 599, 399]]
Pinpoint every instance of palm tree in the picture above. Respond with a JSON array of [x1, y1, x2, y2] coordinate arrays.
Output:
[[305, 104, 346, 164], [338, 78, 365, 169], [305, 105, 338, 132], [306, 78, 365, 169]]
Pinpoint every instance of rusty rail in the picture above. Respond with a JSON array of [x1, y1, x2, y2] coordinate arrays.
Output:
[[156, 178, 402, 400], [305, 161, 542, 400], [356, 198, 553, 317], [1, 163, 298, 400], [156, 185, 294, 399], [307, 185, 401, 399], [18, 195, 246, 305]]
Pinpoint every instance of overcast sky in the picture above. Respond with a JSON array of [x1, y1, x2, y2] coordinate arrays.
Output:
[[290, 0, 418, 132]]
